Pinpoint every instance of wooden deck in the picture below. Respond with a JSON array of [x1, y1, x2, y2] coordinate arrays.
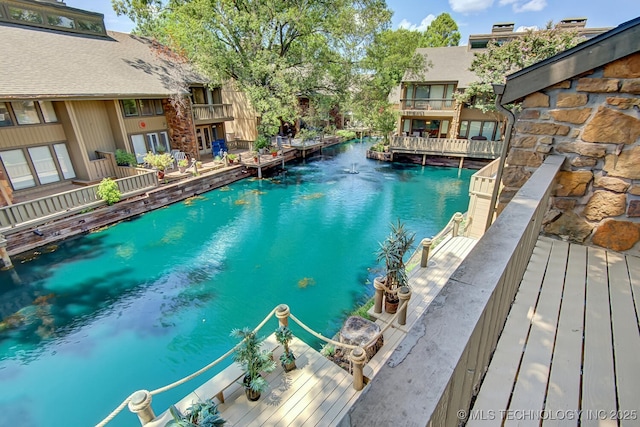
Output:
[[469, 236, 640, 426], [143, 236, 477, 427]]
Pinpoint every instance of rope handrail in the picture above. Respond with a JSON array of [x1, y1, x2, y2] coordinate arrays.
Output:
[[289, 313, 358, 351], [95, 306, 278, 427], [364, 299, 409, 349]]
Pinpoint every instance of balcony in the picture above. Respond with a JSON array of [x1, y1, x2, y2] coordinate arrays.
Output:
[[390, 135, 504, 160], [192, 104, 234, 124], [400, 98, 456, 116]]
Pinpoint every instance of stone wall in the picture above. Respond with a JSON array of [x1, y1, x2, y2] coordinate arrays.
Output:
[[500, 52, 640, 252], [162, 97, 198, 159]]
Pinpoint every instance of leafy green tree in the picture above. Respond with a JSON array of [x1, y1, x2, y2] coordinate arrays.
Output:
[[456, 26, 585, 111], [112, 0, 392, 136], [422, 13, 460, 47]]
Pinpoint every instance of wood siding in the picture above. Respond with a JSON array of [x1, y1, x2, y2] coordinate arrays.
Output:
[[0, 124, 66, 148], [467, 158, 500, 239], [123, 115, 167, 134], [73, 101, 117, 159]]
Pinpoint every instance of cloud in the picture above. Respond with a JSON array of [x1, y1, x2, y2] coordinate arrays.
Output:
[[499, 0, 547, 13], [515, 25, 539, 32], [448, 0, 494, 13], [398, 14, 436, 32]]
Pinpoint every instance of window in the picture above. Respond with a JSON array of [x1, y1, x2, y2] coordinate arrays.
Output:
[[132, 131, 171, 162], [77, 19, 104, 34], [0, 143, 76, 190], [458, 120, 501, 141], [0, 103, 13, 127], [39, 101, 58, 123], [47, 14, 75, 29], [11, 101, 40, 125], [9, 7, 43, 24], [121, 99, 165, 117], [191, 87, 207, 104]]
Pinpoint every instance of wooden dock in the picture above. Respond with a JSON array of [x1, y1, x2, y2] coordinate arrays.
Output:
[[143, 236, 477, 427], [469, 236, 640, 426]]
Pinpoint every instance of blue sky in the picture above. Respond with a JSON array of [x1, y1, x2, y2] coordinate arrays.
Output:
[[65, 0, 640, 44]]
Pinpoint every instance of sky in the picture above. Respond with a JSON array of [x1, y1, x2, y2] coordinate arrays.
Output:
[[65, 0, 640, 44]]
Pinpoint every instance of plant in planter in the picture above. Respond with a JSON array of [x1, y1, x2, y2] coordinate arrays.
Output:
[[115, 149, 137, 166], [168, 398, 226, 426], [96, 178, 121, 206], [178, 159, 189, 173], [143, 152, 174, 179], [253, 135, 271, 154], [375, 219, 415, 314], [231, 327, 276, 401], [269, 148, 278, 158], [275, 326, 296, 372], [227, 153, 238, 164]]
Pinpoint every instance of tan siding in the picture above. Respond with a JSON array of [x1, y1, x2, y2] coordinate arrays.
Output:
[[222, 81, 258, 141], [0, 124, 66, 148], [123, 116, 167, 134], [460, 108, 501, 121], [72, 101, 116, 158]]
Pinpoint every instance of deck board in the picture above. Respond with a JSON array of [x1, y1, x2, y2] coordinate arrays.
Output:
[[471, 238, 640, 427]]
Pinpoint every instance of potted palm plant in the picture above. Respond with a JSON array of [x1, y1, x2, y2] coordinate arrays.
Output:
[[375, 220, 415, 313], [231, 327, 276, 401], [168, 398, 226, 426], [275, 326, 296, 372]]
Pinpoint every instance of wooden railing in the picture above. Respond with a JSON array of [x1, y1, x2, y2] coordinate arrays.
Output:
[[466, 158, 500, 239], [0, 171, 158, 233], [192, 104, 233, 122], [400, 98, 456, 110], [89, 158, 115, 181], [346, 155, 565, 426], [96, 151, 149, 179], [390, 135, 504, 159]]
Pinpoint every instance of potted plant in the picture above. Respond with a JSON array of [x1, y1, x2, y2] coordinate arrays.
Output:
[[227, 153, 238, 164], [115, 149, 137, 167], [270, 148, 278, 158], [168, 398, 226, 426], [178, 159, 189, 173], [375, 219, 415, 313], [275, 326, 296, 372], [143, 152, 174, 179], [253, 135, 271, 154], [231, 327, 276, 401]]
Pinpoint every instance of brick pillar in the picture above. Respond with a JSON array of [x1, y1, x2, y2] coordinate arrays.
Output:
[[448, 100, 463, 139], [162, 98, 198, 159]]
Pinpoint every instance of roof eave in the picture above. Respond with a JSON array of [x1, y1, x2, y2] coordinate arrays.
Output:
[[501, 17, 640, 105]]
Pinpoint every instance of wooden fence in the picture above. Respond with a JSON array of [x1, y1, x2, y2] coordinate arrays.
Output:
[[390, 136, 504, 159], [0, 171, 158, 233], [466, 158, 500, 239]]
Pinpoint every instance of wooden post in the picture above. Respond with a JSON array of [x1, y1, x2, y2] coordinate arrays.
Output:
[[452, 212, 463, 237], [128, 390, 155, 426], [397, 287, 412, 326], [350, 347, 367, 391], [0, 234, 12, 270], [275, 304, 290, 328], [373, 277, 385, 314], [422, 154, 426, 166], [420, 238, 432, 268]]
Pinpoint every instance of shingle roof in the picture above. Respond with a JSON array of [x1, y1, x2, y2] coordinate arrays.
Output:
[[0, 23, 204, 99], [403, 46, 479, 88]]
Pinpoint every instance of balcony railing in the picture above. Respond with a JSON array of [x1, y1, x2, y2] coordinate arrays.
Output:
[[0, 171, 158, 233], [390, 135, 504, 159], [400, 98, 455, 111], [192, 104, 234, 122]]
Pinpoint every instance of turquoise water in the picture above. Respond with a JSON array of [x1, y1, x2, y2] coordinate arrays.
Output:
[[0, 140, 474, 427]]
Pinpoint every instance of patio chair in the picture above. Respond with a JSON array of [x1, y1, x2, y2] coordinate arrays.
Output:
[[172, 151, 187, 169]]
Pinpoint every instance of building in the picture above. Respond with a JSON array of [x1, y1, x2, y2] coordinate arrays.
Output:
[[0, 0, 257, 206]]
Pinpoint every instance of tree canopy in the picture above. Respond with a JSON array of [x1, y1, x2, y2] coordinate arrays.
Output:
[[456, 26, 585, 111], [113, 0, 392, 136]]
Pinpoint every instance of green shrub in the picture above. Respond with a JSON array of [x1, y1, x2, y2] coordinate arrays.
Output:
[[115, 149, 137, 166], [336, 130, 356, 140], [96, 178, 121, 206], [253, 135, 271, 151]]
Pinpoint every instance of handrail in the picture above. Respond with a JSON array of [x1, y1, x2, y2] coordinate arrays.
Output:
[[97, 299, 404, 427]]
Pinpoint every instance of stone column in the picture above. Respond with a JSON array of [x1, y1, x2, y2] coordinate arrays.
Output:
[[350, 347, 367, 391], [452, 212, 463, 237], [373, 277, 385, 314], [0, 234, 13, 270], [276, 304, 290, 328], [397, 287, 412, 326], [420, 238, 432, 268], [162, 98, 198, 160], [128, 390, 155, 426]]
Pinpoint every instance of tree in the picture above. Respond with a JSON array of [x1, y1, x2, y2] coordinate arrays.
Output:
[[422, 13, 460, 47], [112, 0, 392, 136], [456, 26, 585, 111]]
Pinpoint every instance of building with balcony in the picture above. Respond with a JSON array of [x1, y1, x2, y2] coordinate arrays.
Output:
[[0, 0, 256, 206]]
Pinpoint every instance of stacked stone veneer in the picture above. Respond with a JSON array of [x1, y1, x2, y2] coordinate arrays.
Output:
[[162, 97, 198, 159], [500, 52, 640, 253]]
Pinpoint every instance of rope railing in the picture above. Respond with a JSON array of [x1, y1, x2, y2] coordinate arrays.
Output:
[[97, 298, 413, 427], [95, 307, 278, 427]]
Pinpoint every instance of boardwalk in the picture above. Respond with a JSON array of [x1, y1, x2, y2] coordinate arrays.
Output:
[[143, 236, 477, 427], [469, 236, 640, 427]]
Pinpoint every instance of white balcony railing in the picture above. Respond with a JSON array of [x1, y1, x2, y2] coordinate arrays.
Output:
[[400, 98, 456, 110], [390, 135, 504, 159]]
